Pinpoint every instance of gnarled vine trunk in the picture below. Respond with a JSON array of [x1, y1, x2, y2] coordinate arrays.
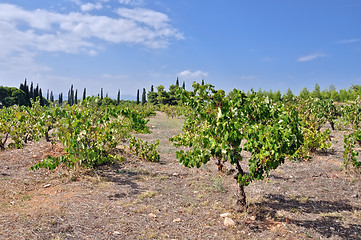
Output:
[[235, 160, 247, 211]]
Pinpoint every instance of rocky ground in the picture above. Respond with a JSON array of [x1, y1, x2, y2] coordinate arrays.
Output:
[[0, 112, 360, 239]]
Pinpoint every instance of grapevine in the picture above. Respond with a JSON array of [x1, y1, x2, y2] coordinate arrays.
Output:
[[170, 83, 303, 209]]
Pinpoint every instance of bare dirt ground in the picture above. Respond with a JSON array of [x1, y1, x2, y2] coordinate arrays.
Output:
[[1, 112, 360, 240]]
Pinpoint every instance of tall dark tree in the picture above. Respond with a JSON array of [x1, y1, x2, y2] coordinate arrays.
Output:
[[83, 88, 86, 101], [176, 77, 179, 87], [106, 92, 108, 98], [70, 84, 74, 105], [19, 79, 30, 106], [68, 90, 71, 106], [30, 82, 34, 101], [117, 89, 120, 104], [136, 89, 140, 104], [59, 93, 63, 105], [101, 88, 103, 100], [151, 85, 154, 92], [201, 79, 205, 85], [75, 89, 78, 104], [39, 89, 44, 106], [182, 81, 186, 90], [50, 91, 54, 102], [142, 88, 147, 105], [47, 89, 49, 101], [34, 84, 39, 100]]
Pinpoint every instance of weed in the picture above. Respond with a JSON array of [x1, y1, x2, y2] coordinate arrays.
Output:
[[21, 195, 31, 201], [185, 206, 195, 215], [290, 208, 301, 214], [136, 204, 151, 213], [298, 196, 309, 203], [138, 190, 156, 200], [320, 212, 343, 219], [118, 199, 139, 208], [197, 193, 204, 199], [156, 175, 169, 181], [212, 176, 226, 193], [305, 232, 312, 238], [352, 210, 361, 219]]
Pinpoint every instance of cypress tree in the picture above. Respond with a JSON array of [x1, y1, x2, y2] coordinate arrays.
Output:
[[68, 90, 71, 106], [182, 81, 186, 90], [34, 84, 39, 100], [47, 89, 49, 100], [39, 89, 44, 106], [59, 93, 63, 105], [75, 89, 78, 104], [30, 82, 34, 101], [151, 85, 154, 92], [136, 89, 140, 104], [117, 89, 120, 104], [101, 88, 103, 100], [50, 91, 54, 102], [201, 79, 204, 85], [83, 88, 86, 101], [142, 88, 146, 105], [176, 77, 179, 87], [106, 92, 108, 98], [21, 79, 29, 105], [70, 85, 74, 105]]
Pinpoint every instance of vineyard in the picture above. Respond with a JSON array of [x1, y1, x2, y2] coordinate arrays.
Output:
[[1, 83, 361, 239]]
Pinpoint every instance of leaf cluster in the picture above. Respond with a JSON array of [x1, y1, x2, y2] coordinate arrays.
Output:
[[128, 136, 160, 162], [170, 83, 303, 186]]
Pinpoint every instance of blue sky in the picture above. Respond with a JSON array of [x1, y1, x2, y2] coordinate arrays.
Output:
[[0, 0, 360, 99]]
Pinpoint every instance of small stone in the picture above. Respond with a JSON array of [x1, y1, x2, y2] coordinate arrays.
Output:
[[148, 213, 157, 218], [224, 217, 235, 227], [173, 173, 178, 176], [249, 216, 256, 221], [43, 184, 51, 188], [113, 231, 121, 235], [173, 218, 181, 222], [220, 213, 231, 218]]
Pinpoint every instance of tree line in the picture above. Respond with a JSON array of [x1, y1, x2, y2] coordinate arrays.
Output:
[[1, 78, 361, 108]]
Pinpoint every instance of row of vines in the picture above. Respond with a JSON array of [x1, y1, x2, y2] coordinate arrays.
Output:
[[1, 84, 360, 209], [0, 97, 160, 171], [168, 83, 361, 209]]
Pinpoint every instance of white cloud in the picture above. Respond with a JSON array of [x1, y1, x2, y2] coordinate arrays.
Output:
[[118, 0, 143, 5], [81, 2, 103, 12], [0, 3, 183, 57], [297, 53, 327, 62], [0, 3, 183, 95], [116, 8, 168, 29], [178, 70, 208, 79], [337, 39, 360, 44]]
